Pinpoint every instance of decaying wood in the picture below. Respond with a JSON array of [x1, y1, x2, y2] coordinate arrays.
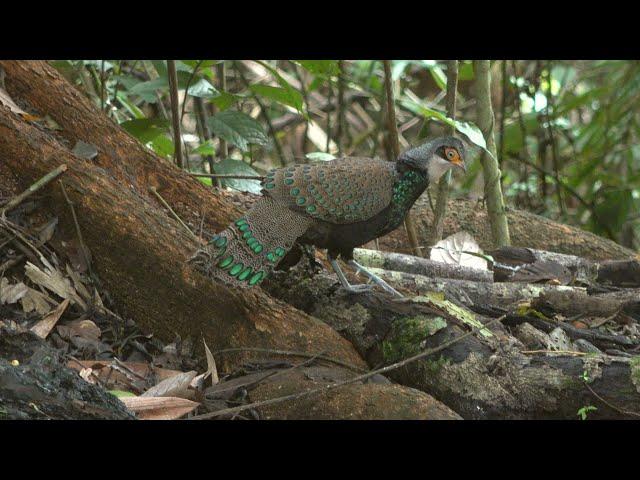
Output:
[[0, 60, 457, 420], [363, 266, 586, 308], [265, 268, 640, 419], [353, 248, 493, 283]]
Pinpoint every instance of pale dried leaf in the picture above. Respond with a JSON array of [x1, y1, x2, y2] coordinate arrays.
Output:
[[37, 217, 58, 245], [20, 287, 54, 315], [0, 279, 28, 304], [30, 298, 70, 338], [79, 367, 96, 384], [0, 87, 26, 115], [119, 396, 200, 420], [141, 370, 197, 399], [65, 319, 101, 341], [66, 264, 92, 303], [24, 261, 87, 310], [203, 338, 219, 386], [66, 360, 183, 390], [430, 231, 489, 271]]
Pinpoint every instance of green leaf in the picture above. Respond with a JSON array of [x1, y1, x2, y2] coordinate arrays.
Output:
[[128, 78, 167, 103], [121, 118, 169, 143], [191, 140, 217, 156], [208, 111, 269, 151], [187, 78, 220, 99], [249, 84, 303, 111], [296, 60, 339, 76], [458, 61, 475, 81], [210, 91, 243, 111], [254, 61, 304, 113], [213, 158, 262, 194], [149, 134, 175, 158]]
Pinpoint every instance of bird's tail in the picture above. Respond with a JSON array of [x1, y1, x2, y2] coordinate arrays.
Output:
[[189, 196, 312, 288]]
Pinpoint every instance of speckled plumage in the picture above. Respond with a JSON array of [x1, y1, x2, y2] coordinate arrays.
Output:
[[191, 136, 466, 288]]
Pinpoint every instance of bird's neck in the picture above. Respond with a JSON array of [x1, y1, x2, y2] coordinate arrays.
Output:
[[386, 169, 429, 227]]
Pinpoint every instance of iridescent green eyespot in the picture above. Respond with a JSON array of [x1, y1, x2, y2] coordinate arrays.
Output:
[[284, 178, 294, 186], [296, 197, 306, 205], [217, 255, 234, 269], [214, 236, 227, 248], [238, 267, 253, 281], [290, 188, 300, 196], [229, 263, 244, 276], [275, 247, 286, 257], [249, 271, 265, 286]]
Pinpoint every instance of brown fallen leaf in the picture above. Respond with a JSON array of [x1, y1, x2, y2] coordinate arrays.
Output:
[[30, 298, 70, 339], [67, 360, 184, 390], [119, 396, 200, 420], [65, 319, 101, 341], [141, 370, 197, 399], [0, 86, 39, 122]]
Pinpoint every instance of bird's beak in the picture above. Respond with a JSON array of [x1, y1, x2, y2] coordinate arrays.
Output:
[[452, 158, 466, 173]]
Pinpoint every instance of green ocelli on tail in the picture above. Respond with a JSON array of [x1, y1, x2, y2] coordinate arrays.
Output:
[[209, 217, 289, 287]]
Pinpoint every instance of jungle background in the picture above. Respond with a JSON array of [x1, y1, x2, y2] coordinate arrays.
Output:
[[50, 59, 640, 250]]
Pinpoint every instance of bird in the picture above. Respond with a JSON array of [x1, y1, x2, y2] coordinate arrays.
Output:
[[191, 136, 467, 296]]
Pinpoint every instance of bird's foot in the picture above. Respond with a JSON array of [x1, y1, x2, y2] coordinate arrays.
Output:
[[348, 260, 403, 297]]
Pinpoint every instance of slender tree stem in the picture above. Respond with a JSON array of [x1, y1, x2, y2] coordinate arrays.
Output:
[[383, 60, 422, 257], [474, 60, 511, 247], [430, 60, 459, 246], [167, 60, 184, 169]]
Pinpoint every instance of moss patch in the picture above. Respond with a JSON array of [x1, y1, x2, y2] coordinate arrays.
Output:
[[382, 315, 447, 363], [414, 293, 493, 338]]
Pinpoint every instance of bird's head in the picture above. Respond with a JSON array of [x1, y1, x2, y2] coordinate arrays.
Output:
[[397, 136, 467, 182]]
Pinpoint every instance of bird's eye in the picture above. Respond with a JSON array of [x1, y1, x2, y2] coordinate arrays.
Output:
[[446, 148, 457, 160]]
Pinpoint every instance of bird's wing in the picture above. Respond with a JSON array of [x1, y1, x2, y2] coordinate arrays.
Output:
[[261, 157, 397, 225]]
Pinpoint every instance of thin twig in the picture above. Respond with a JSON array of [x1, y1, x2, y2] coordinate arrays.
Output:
[[59, 180, 94, 280], [382, 60, 422, 257], [1, 164, 67, 215], [213, 347, 368, 373], [191, 315, 506, 420], [189, 173, 264, 181], [583, 381, 640, 418], [167, 60, 184, 169], [430, 60, 459, 246], [148, 186, 196, 240]]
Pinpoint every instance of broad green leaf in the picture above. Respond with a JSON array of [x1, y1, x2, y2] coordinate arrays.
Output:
[[210, 91, 243, 111], [208, 111, 269, 151], [213, 158, 262, 194], [254, 61, 304, 113], [249, 84, 303, 111], [187, 78, 220, 99], [458, 61, 474, 81], [149, 134, 174, 158], [121, 118, 169, 143], [128, 78, 167, 103], [191, 140, 217, 156]]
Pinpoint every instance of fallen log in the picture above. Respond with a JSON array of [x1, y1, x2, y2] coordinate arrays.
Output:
[[264, 267, 640, 419], [353, 248, 493, 283]]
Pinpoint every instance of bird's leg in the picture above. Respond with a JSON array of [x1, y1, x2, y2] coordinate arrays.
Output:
[[348, 260, 403, 297], [329, 257, 373, 293]]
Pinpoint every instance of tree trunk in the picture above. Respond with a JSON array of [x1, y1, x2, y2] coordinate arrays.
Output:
[[0, 60, 457, 420]]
